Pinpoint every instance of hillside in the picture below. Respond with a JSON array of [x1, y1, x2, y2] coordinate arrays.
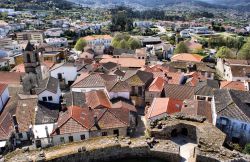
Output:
[[0, 0, 74, 10], [67, 0, 250, 11]]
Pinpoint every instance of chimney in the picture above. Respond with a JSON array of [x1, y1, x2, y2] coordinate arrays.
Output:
[[61, 99, 67, 111], [12, 115, 19, 133], [45, 126, 49, 138]]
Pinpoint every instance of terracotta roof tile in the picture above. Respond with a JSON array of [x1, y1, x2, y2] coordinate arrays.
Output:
[[181, 99, 212, 123], [171, 53, 203, 62], [148, 77, 166, 92], [220, 81, 246, 91], [112, 101, 137, 112], [0, 83, 7, 95], [100, 57, 145, 68], [147, 98, 183, 119], [15, 98, 37, 132], [85, 90, 112, 109], [0, 72, 24, 86]]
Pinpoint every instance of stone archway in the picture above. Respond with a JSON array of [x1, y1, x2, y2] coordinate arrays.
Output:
[[181, 128, 188, 136], [171, 129, 178, 137]]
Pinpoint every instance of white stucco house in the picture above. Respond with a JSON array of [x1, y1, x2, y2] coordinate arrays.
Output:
[[0, 83, 9, 112], [33, 124, 54, 148], [212, 89, 250, 144], [71, 73, 117, 96], [37, 77, 61, 104], [216, 58, 250, 82], [51, 106, 90, 146], [50, 62, 77, 86], [108, 81, 130, 100]]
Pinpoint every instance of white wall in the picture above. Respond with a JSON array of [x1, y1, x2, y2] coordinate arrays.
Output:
[[211, 97, 217, 126], [33, 123, 54, 148], [217, 116, 250, 142], [72, 87, 107, 93], [109, 92, 130, 100], [0, 87, 9, 112], [52, 131, 89, 146], [38, 85, 61, 104], [50, 66, 77, 84]]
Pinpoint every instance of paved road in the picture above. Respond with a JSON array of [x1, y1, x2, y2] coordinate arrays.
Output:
[[172, 137, 197, 162], [132, 115, 146, 138], [180, 143, 197, 162]]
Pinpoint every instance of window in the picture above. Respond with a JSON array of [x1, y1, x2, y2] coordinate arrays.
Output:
[[60, 137, 65, 143], [113, 129, 119, 136], [48, 96, 53, 101], [80, 135, 85, 140], [42, 97, 47, 102], [57, 73, 63, 80], [207, 97, 212, 102], [18, 133, 23, 138], [138, 86, 143, 96], [241, 123, 247, 130], [197, 96, 206, 101], [102, 132, 107, 136], [131, 86, 136, 95], [68, 136, 74, 142]]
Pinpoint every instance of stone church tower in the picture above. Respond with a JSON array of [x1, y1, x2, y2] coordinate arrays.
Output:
[[21, 42, 43, 95]]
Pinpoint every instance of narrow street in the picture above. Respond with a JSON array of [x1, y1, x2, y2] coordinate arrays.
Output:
[[172, 137, 197, 162]]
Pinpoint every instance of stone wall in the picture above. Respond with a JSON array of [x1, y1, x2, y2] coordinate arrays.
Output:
[[90, 127, 127, 137], [151, 122, 197, 142], [47, 141, 181, 162]]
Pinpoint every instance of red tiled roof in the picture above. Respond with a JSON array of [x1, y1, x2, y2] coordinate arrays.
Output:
[[181, 99, 212, 123], [220, 81, 246, 91], [0, 113, 14, 141], [43, 61, 55, 69], [85, 90, 112, 109], [100, 57, 145, 68], [15, 98, 37, 132], [83, 35, 112, 41], [0, 72, 24, 86], [148, 77, 166, 92], [11, 64, 25, 73], [112, 101, 137, 112], [0, 83, 7, 95], [166, 72, 183, 85], [52, 106, 90, 135], [171, 53, 203, 62], [147, 98, 183, 119], [52, 106, 129, 135]]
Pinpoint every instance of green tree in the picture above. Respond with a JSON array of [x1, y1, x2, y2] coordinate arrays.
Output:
[[243, 143, 250, 154], [174, 42, 189, 54], [117, 40, 129, 49], [238, 39, 250, 60], [112, 33, 141, 50], [128, 38, 141, 50], [216, 46, 235, 59], [74, 38, 87, 51]]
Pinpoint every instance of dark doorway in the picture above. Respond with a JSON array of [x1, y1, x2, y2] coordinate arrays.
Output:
[[68, 136, 74, 142], [181, 128, 188, 136], [171, 129, 178, 137], [35, 140, 42, 148], [114, 129, 119, 136]]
